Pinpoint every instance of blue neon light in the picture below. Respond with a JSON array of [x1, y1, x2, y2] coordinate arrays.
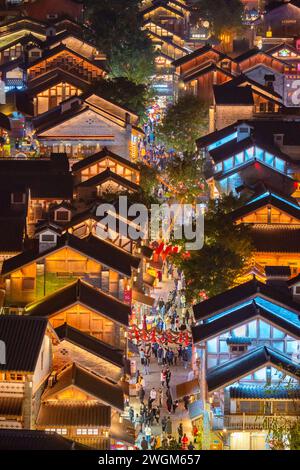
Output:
[[205, 296, 300, 328], [246, 191, 300, 212], [207, 132, 237, 151]]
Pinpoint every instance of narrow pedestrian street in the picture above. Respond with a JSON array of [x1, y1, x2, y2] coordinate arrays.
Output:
[[127, 272, 197, 450]]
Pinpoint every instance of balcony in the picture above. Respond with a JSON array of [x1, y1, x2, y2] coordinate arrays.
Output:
[[0, 381, 25, 397], [213, 414, 299, 431]]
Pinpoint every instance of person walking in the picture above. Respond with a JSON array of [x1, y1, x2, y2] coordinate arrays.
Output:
[[160, 369, 166, 387], [144, 425, 152, 444], [144, 355, 150, 375], [165, 367, 171, 388], [177, 423, 183, 444], [166, 416, 172, 435], [181, 433, 189, 450], [183, 395, 190, 411], [158, 387, 163, 407], [182, 347, 189, 369], [129, 406, 134, 423], [166, 394, 173, 414], [141, 436, 148, 450], [161, 415, 167, 433], [188, 441, 195, 450], [172, 400, 179, 414], [149, 387, 157, 404], [139, 386, 145, 404]]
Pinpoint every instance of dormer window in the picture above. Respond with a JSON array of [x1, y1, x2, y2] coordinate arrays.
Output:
[[54, 209, 71, 222], [41, 234, 55, 243]]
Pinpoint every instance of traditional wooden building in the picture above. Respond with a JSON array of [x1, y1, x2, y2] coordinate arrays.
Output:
[[231, 189, 300, 273], [197, 119, 300, 197], [173, 45, 237, 103], [0, 154, 73, 233], [0, 428, 84, 449], [206, 346, 300, 450], [210, 75, 285, 131], [36, 362, 134, 449], [33, 93, 143, 162], [191, 278, 300, 449], [0, 315, 57, 429], [1, 232, 140, 306], [53, 323, 125, 381], [19, 0, 84, 23], [141, 1, 190, 106], [27, 44, 106, 115], [24, 279, 131, 349], [254, 1, 300, 49]]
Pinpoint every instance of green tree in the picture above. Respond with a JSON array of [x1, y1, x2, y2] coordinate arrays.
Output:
[[84, 0, 155, 84], [262, 374, 300, 450], [94, 77, 152, 121], [165, 152, 207, 203], [156, 94, 208, 154], [192, 0, 244, 37], [171, 193, 253, 300]]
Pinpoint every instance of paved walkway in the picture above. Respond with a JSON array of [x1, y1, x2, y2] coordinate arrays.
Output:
[[129, 276, 195, 449]]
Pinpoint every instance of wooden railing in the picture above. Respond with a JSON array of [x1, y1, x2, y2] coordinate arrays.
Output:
[[213, 414, 299, 431]]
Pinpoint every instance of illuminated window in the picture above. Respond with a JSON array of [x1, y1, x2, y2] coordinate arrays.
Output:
[[275, 157, 285, 172], [214, 162, 222, 173], [265, 152, 274, 166], [259, 320, 271, 338], [234, 152, 243, 166], [55, 210, 70, 222], [223, 157, 234, 171], [207, 338, 218, 353], [245, 147, 254, 161], [255, 147, 264, 161]]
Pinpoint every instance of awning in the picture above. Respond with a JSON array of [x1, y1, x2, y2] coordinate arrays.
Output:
[[132, 288, 155, 307], [188, 399, 204, 421], [143, 272, 156, 287], [171, 378, 201, 400], [110, 417, 136, 445], [0, 397, 23, 417]]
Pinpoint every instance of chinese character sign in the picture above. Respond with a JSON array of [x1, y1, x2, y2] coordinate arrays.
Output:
[[284, 74, 300, 107]]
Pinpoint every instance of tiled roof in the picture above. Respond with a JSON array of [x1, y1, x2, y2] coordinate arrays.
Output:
[[229, 384, 300, 399], [197, 119, 300, 149], [72, 147, 139, 172], [0, 154, 72, 200], [209, 135, 292, 164], [213, 85, 254, 106], [192, 301, 300, 343], [37, 402, 111, 427], [0, 217, 25, 253], [265, 266, 291, 277], [172, 44, 227, 67], [76, 168, 140, 192], [2, 233, 140, 277], [0, 429, 84, 450], [42, 363, 124, 411], [206, 346, 300, 392], [25, 279, 131, 327], [0, 397, 23, 417], [251, 226, 300, 253], [231, 191, 300, 222], [193, 277, 300, 322], [0, 316, 48, 372], [55, 323, 125, 366], [226, 336, 252, 345]]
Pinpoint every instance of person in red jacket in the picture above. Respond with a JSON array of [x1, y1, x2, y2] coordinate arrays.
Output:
[[181, 433, 189, 450]]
